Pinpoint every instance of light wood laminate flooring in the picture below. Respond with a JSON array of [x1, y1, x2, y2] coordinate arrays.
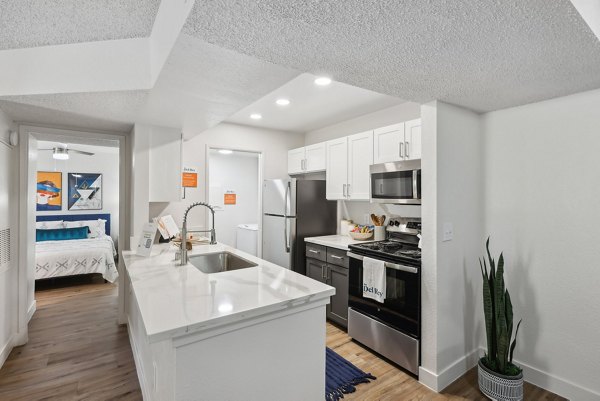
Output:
[[0, 276, 565, 400]]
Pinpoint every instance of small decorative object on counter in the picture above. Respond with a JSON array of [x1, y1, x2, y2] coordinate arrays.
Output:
[[340, 219, 354, 237], [478, 237, 523, 401], [373, 225, 386, 241], [349, 224, 374, 240]]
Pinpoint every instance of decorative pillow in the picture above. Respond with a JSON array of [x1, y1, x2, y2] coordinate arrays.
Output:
[[64, 219, 107, 238], [36, 227, 88, 242], [36, 220, 64, 230]]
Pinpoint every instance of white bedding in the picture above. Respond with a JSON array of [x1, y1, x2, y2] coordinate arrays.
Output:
[[35, 235, 118, 282]]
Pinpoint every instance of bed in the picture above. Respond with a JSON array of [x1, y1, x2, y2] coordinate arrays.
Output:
[[35, 214, 118, 283]]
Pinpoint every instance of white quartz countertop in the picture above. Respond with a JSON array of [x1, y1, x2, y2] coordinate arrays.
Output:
[[122, 243, 335, 342], [304, 235, 365, 251]]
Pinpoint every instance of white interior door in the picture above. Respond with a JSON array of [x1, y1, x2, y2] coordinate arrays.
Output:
[[373, 123, 405, 163], [404, 118, 422, 160], [347, 131, 373, 200], [325, 137, 348, 200]]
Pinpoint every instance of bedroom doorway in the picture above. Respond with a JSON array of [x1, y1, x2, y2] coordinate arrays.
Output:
[[18, 126, 130, 345]]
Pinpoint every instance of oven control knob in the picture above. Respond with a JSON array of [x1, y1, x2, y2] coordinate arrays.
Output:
[[377, 308, 381, 312]]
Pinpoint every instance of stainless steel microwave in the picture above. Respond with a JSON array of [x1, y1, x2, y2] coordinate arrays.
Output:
[[370, 160, 421, 204]]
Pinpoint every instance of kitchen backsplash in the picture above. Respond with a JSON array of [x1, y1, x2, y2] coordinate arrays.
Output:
[[337, 200, 421, 232]]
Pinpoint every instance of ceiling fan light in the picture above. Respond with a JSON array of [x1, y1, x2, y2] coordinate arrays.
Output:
[[53, 148, 69, 160]]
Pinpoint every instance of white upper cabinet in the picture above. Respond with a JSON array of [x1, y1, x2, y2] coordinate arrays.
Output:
[[326, 131, 373, 201], [305, 142, 326, 172], [287, 142, 327, 175], [404, 118, 422, 160], [373, 123, 405, 163], [373, 119, 422, 163], [347, 131, 374, 200], [325, 137, 348, 200], [288, 147, 305, 175]]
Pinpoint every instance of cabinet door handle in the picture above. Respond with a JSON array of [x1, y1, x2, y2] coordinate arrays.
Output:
[[326, 265, 331, 281], [347, 184, 351, 198], [330, 255, 343, 260], [405, 142, 410, 157], [343, 184, 347, 197], [308, 249, 320, 254], [399, 142, 404, 159], [322, 265, 327, 279]]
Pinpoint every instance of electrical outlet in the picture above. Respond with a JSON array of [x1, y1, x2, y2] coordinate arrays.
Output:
[[443, 223, 454, 242]]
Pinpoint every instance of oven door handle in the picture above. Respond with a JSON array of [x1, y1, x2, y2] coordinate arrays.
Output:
[[347, 252, 419, 274]]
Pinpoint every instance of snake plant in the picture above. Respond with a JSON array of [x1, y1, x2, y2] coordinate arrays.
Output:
[[480, 237, 522, 376]]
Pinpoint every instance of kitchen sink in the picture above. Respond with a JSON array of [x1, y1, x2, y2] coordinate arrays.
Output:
[[188, 251, 258, 274]]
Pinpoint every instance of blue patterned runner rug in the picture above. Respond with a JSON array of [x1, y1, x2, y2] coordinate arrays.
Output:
[[326, 347, 376, 401]]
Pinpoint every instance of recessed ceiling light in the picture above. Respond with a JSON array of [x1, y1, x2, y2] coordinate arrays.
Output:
[[276, 98, 290, 106], [250, 113, 262, 120], [218, 149, 233, 155], [314, 77, 332, 86]]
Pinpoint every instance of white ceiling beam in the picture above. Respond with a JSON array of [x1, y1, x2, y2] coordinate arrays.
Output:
[[570, 0, 600, 41], [0, 38, 152, 96], [0, 0, 195, 96], [149, 0, 197, 83]]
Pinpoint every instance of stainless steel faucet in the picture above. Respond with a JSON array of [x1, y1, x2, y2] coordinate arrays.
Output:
[[179, 202, 217, 265]]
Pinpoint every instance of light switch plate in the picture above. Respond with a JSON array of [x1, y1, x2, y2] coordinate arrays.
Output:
[[443, 222, 454, 242]]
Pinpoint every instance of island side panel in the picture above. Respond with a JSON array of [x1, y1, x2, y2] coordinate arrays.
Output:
[[174, 306, 327, 401], [126, 270, 176, 401]]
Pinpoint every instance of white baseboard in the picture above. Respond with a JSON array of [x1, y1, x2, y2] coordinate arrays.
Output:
[[422, 347, 600, 399], [0, 334, 14, 370], [419, 348, 480, 392], [127, 318, 152, 401], [513, 356, 600, 401], [27, 300, 36, 322]]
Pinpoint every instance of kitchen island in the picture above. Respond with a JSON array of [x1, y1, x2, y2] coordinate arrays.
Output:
[[122, 243, 335, 401]]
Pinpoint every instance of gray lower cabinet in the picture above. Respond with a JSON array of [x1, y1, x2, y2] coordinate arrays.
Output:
[[327, 263, 349, 326], [306, 257, 327, 284], [306, 244, 349, 328]]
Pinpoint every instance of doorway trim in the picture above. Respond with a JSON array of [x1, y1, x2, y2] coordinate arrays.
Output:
[[17, 124, 131, 345], [204, 145, 264, 256]]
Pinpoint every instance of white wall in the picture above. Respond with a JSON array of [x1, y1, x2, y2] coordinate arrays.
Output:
[[0, 108, 18, 369], [36, 142, 120, 243], [149, 123, 304, 232], [482, 89, 600, 400], [208, 150, 259, 247], [130, 124, 151, 242], [419, 101, 483, 391], [304, 102, 422, 226]]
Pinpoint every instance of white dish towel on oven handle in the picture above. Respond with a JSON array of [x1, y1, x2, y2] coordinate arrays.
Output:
[[363, 256, 386, 303]]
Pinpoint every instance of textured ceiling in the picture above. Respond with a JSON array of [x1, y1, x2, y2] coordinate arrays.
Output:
[[0, 0, 161, 50], [0, 34, 300, 137], [183, 0, 600, 112], [226, 73, 405, 132]]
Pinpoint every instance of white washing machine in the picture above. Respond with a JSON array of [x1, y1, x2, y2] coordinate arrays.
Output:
[[236, 224, 258, 256]]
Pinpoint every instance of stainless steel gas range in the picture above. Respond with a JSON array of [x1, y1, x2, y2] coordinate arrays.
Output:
[[347, 231, 421, 375]]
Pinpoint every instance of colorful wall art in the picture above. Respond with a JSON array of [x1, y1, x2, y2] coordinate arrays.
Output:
[[68, 173, 102, 210], [36, 171, 62, 211]]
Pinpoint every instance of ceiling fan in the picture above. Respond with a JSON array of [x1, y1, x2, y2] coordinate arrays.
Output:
[[39, 145, 95, 160]]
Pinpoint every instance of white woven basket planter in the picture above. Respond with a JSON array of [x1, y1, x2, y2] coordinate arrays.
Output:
[[478, 359, 523, 401]]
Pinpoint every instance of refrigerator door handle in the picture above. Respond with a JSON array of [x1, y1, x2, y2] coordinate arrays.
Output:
[[284, 181, 291, 252], [284, 217, 290, 253]]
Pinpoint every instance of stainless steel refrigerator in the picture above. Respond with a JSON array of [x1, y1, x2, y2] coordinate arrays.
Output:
[[262, 179, 337, 275]]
